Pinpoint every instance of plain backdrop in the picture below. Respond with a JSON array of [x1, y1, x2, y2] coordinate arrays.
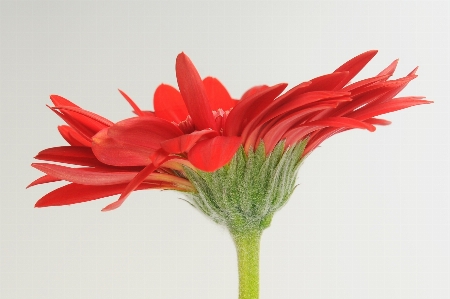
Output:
[[0, 1, 448, 299]]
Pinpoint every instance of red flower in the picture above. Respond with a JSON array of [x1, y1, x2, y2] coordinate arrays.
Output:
[[29, 50, 432, 211]]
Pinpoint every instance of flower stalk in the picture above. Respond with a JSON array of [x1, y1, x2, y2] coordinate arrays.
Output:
[[232, 229, 262, 299]]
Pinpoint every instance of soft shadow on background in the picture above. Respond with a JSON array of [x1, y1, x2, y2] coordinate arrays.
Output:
[[1, 1, 448, 298]]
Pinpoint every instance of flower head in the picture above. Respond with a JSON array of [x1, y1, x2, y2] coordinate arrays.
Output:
[[29, 51, 431, 218]]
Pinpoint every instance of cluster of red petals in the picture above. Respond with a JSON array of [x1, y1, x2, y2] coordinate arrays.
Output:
[[29, 50, 432, 211]]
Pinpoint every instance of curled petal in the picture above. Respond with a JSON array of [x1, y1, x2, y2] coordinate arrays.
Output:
[[188, 136, 242, 172], [176, 53, 217, 130], [149, 148, 170, 167], [102, 163, 163, 211], [154, 84, 189, 123], [92, 128, 152, 166], [107, 116, 183, 150], [160, 129, 218, 154]]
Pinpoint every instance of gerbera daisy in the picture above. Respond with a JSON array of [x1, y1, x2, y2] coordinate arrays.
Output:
[[29, 50, 431, 299]]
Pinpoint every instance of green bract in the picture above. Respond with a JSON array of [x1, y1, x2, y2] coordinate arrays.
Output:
[[183, 139, 307, 234]]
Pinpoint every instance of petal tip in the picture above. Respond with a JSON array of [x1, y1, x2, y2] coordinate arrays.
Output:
[[101, 200, 122, 212], [101, 203, 117, 212], [34, 200, 47, 208]]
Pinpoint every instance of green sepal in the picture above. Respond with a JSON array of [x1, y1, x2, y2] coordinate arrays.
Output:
[[183, 139, 307, 233]]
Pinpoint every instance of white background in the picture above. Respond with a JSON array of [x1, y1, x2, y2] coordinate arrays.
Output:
[[0, 1, 448, 298]]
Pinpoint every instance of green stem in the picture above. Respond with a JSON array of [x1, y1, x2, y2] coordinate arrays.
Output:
[[231, 229, 262, 299]]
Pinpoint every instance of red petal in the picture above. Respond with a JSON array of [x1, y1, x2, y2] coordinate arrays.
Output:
[[203, 77, 236, 111], [333, 50, 378, 89], [351, 97, 432, 121], [239, 81, 312, 138], [303, 127, 345, 156], [50, 95, 80, 108], [149, 148, 170, 167], [188, 136, 242, 172], [118, 89, 144, 117], [27, 174, 60, 188], [284, 126, 326, 147], [51, 105, 113, 127], [35, 183, 155, 208], [58, 125, 91, 147], [351, 74, 418, 112], [377, 59, 399, 77], [300, 117, 376, 132], [283, 117, 375, 149], [342, 74, 391, 92], [259, 104, 338, 153], [408, 66, 419, 76], [240, 85, 270, 101], [224, 83, 288, 136], [49, 107, 95, 140], [32, 163, 139, 185], [106, 116, 183, 150], [141, 111, 156, 117], [34, 146, 103, 167], [160, 129, 218, 154], [102, 163, 159, 211], [146, 173, 194, 191], [92, 128, 153, 166], [321, 74, 419, 120], [153, 84, 189, 123], [365, 118, 392, 126], [323, 84, 402, 119], [257, 91, 350, 127], [304, 72, 351, 93], [176, 53, 217, 130], [241, 73, 349, 138]]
